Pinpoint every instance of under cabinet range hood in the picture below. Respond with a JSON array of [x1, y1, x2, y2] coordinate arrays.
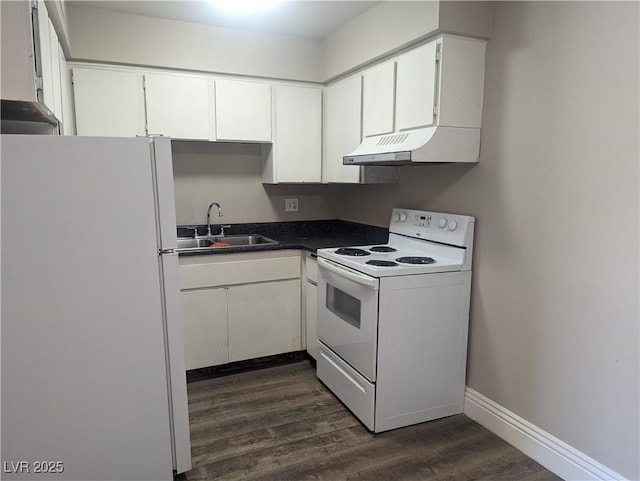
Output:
[[343, 34, 486, 166], [343, 126, 480, 166]]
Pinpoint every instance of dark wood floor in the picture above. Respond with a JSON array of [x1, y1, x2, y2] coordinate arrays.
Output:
[[178, 361, 561, 481]]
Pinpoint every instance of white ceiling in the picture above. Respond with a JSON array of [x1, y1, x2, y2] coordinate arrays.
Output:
[[67, 1, 379, 39]]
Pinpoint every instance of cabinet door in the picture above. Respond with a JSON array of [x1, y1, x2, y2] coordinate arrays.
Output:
[[362, 61, 395, 138], [215, 79, 271, 142], [322, 76, 361, 184], [59, 48, 75, 135], [396, 41, 438, 131], [267, 85, 321, 183], [73, 67, 146, 137], [144, 73, 213, 140], [48, 18, 62, 122], [180, 288, 228, 370], [438, 36, 486, 128], [36, 0, 54, 113], [228, 280, 301, 362], [305, 282, 318, 360]]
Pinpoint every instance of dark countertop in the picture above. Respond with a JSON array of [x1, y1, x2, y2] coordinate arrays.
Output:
[[177, 220, 389, 257]]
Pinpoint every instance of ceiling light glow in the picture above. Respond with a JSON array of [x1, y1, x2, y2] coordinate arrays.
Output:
[[211, 0, 284, 15]]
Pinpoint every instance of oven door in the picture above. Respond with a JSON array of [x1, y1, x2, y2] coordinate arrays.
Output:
[[317, 257, 379, 382]]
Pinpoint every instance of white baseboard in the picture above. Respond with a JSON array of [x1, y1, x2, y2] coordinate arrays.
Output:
[[464, 387, 627, 481]]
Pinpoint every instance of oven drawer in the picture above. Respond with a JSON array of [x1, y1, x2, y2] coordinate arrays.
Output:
[[317, 341, 375, 431]]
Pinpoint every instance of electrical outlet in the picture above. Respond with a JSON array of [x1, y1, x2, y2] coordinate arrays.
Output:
[[285, 198, 298, 212]]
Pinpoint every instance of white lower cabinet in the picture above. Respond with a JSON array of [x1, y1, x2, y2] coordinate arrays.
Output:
[[181, 288, 228, 370], [179, 251, 302, 370], [303, 254, 318, 360], [305, 282, 318, 360], [228, 280, 301, 362]]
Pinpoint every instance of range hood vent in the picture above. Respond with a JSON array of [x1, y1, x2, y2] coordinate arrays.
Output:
[[343, 126, 480, 166], [1, 100, 59, 125]]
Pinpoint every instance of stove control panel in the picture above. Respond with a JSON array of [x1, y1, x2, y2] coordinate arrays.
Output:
[[390, 208, 475, 249], [414, 213, 432, 227]]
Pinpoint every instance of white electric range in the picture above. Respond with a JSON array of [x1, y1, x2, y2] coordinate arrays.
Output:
[[316, 208, 474, 433]]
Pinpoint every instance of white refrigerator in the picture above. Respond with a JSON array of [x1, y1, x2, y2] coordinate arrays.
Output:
[[1, 135, 191, 480]]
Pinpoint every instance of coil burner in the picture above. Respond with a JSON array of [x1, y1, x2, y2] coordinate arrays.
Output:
[[334, 248, 371, 257], [396, 256, 436, 265], [366, 260, 399, 267]]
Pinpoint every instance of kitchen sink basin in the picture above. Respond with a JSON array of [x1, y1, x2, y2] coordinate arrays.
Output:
[[176, 234, 278, 251]]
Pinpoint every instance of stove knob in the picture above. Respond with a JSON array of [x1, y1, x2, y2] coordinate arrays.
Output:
[[393, 212, 400, 222], [448, 220, 458, 231], [438, 217, 447, 229], [399, 212, 408, 222]]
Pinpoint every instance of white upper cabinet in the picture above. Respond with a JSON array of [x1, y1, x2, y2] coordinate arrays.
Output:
[[362, 61, 395, 138], [262, 85, 322, 183], [395, 42, 438, 131], [322, 75, 362, 184], [47, 18, 63, 121], [437, 36, 485, 128], [37, 0, 54, 114], [144, 72, 213, 140], [215, 79, 271, 142], [73, 67, 146, 137], [59, 48, 75, 135], [359, 35, 485, 138]]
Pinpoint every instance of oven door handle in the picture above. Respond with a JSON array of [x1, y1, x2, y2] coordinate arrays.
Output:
[[318, 258, 379, 290]]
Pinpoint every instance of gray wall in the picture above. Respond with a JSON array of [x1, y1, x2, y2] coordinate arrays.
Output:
[[321, 1, 493, 81], [171, 141, 342, 225], [67, 5, 322, 82], [339, 2, 640, 478]]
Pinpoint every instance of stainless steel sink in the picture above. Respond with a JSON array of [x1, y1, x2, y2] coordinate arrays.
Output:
[[176, 234, 278, 251]]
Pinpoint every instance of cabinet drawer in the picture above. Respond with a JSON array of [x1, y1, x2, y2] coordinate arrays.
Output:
[[180, 252, 300, 290]]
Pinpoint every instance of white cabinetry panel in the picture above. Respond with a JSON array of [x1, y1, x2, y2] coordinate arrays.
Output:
[[179, 252, 302, 369], [215, 79, 271, 142], [438, 36, 486, 128], [48, 18, 62, 121], [305, 282, 318, 360], [37, 0, 54, 113], [262, 85, 322, 183], [362, 61, 395, 137], [145, 73, 212, 140], [73, 67, 146, 137], [228, 280, 301, 362], [322, 76, 362, 183], [396, 42, 438, 131], [181, 288, 228, 370], [59, 46, 75, 135]]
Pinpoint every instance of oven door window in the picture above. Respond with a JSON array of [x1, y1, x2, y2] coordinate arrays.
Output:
[[326, 284, 361, 329]]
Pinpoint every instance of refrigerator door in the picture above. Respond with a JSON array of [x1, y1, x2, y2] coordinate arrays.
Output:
[[149, 136, 192, 473], [2, 135, 175, 480], [158, 251, 192, 473]]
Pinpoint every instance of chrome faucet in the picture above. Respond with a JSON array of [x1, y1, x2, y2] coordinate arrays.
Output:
[[206, 202, 223, 237]]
